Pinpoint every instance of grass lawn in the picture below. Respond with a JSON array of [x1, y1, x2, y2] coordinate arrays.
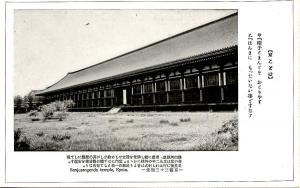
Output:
[[14, 111, 238, 151]]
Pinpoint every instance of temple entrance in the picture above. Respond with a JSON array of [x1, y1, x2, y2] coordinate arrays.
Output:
[[119, 87, 132, 105]]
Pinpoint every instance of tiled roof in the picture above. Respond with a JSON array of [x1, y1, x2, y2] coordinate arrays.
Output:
[[37, 12, 237, 95]]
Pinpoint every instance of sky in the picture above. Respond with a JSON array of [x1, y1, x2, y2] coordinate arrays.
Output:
[[14, 9, 237, 96]]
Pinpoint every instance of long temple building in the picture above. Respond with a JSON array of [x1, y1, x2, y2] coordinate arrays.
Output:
[[36, 12, 238, 111]]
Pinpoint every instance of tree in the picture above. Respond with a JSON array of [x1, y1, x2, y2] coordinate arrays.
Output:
[[23, 95, 29, 112], [14, 95, 24, 113], [27, 93, 34, 110], [14, 95, 23, 109], [24, 90, 44, 111]]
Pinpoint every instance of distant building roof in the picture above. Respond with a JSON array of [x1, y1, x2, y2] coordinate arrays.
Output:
[[37, 12, 238, 95], [29, 90, 42, 95]]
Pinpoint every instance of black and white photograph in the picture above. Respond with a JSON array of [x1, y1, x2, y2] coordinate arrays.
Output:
[[13, 9, 238, 151], [1, 0, 298, 186]]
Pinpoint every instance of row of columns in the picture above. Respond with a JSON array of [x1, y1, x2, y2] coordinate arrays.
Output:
[[127, 70, 227, 105], [47, 68, 230, 107]]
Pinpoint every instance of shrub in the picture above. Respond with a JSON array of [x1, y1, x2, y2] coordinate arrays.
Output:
[[52, 134, 71, 141], [218, 119, 238, 145], [53, 101, 65, 111], [37, 106, 42, 111], [180, 118, 191, 122], [28, 110, 40, 121], [31, 117, 40, 121], [33, 140, 63, 151], [164, 137, 187, 143], [36, 131, 44, 137], [14, 128, 21, 142], [40, 104, 55, 121], [40, 100, 74, 121], [28, 110, 38, 117], [66, 127, 77, 130], [170, 122, 179, 126], [55, 111, 68, 121], [14, 128, 31, 151], [196, 118, 238, 151], [159, 120, 169, 124], [126, 119, 134, 123], [64, 100, 75, 109]]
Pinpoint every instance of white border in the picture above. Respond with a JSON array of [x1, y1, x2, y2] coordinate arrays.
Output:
[[2, 1, 299, 187]]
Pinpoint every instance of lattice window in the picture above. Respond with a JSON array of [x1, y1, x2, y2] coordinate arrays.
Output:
[[82, 93, 87, 100], [204, 72, 219, 87], [88, 92, 92, 99], [144, 83, 153, 93], [94, 91, 99, 99], [105, 89, 114, 97], [226, 70, 238, 85], [170, 79, 181, 90], [156, 81, 165, 92], [132, 85, 141, 94], [186, 76, 198, 88], [99, 90, 104, 98]]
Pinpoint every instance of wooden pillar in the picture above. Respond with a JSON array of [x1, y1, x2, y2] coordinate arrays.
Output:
[[129, 80, 133, 105], [220, 75, 224, 102], [86, 91, 89, 107], [131, 84, 134, 105], [223, 72, 227, 86], [73, 93, 76, 107], [219, 65, 225, 102], [99, 88, 102, 107], [97, 90, 100, 107], [77, 92, 80, 108], [78, 91, 80, 108], [111, 89, 114, 106], [166, 74, 169, 104], [75, 92, 78, 108], [199, 68, 204, 102], [103, 90, 106, 106], [141, 81, 144, 105], [91, 90, 94, 107], [83, 91, 85, 108], [181, 71, 185, 103], [80, 91, 83, 107], [75, 95, 78, 107], [223, 71, 227, 102], [82, 91, 85, 107], [86, 91, 88, 107], [152, 75, 156, 104], [79, 92, 81, 107]]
